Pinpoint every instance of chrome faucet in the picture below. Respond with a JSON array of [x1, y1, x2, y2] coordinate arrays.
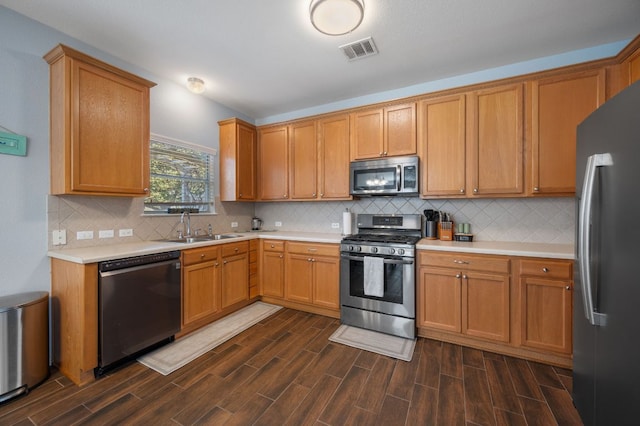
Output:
[[180, 211, 192, 237]]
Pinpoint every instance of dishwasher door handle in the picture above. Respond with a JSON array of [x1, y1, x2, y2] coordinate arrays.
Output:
[[99, 259, 181, 278]]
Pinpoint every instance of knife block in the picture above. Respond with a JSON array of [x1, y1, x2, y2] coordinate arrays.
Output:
[[438, 221, 453, 241]]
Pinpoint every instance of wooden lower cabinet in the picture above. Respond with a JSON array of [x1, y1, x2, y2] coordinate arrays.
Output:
[[261, 240, 285, 297], [249, 239, 259, 298], [519, 259, 573, 354], [418, 254, 510, 343], [182, 253, 221, 326], [181, 241, 250, 334], [418, 250, 573, 367], [220, 242, 249, 309], [261, 241, 339, 317]]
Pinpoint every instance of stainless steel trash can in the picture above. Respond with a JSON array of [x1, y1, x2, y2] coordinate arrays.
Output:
[[0, 291, 49, 403]]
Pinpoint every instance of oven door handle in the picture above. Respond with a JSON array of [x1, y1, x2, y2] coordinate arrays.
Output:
[[340, 254, 414, 265]]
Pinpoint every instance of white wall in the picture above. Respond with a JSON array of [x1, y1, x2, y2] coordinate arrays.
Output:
[[0, 7, 251, 297]]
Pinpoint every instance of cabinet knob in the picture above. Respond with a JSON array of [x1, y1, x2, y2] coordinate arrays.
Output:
[[308, 258, 312, 262], [565, 285, 571, 290], [200, 254, 205, 259], [533, 187, 539, 192], [214, 262, 219, 267], [379, 152, 383, 156], [455, 273, 461, 278], [223, 260, 228, 264], [473, 188, 478, 193], [542, 267, 549, 273], [234, 248, 239, 252], [144, 188, 149, 193], [320, 193, 324, 197], [283, 194, 287, 198], [270, 244, 275, 248], [312, 193, 316, 197], [459, 189, 464, 193], [462, 274, 468, 279], [279, 254, 283, 258], [239, 193, 243, 197], [383, 151, 387, 156]]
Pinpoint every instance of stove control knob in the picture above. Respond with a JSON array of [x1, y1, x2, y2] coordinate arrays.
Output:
[[356, 246, 362, 252], [371, 247, 378, 253], [388, 248, 395, 254], [349, 245, 355, 252], [397, 248, 405, 255]]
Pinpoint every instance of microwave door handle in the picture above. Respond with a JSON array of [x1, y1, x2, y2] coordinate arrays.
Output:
[[578, 153, 612, 327], [396, 165, 402, 191]]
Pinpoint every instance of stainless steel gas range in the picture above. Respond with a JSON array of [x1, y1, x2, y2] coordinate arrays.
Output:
[[339, 214, 422, 339]]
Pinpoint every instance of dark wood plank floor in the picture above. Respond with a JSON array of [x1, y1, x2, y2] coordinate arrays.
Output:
[[0, 308, 583, 425]]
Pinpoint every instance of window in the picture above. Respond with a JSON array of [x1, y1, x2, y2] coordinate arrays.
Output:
[[144, 134, 216, 214]]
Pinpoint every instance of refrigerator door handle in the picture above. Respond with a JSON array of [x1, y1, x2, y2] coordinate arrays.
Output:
[[578, 152, 613, 327]]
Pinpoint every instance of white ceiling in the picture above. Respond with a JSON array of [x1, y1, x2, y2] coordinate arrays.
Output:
[[2, 0, 639, 121]]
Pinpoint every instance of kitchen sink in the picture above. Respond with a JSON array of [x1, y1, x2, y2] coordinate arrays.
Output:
[[159, 234, 242, 243]]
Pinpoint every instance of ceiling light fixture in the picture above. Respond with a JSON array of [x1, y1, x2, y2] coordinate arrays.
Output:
[[186, 77, 205, 94], [310, 0, 364, 36]]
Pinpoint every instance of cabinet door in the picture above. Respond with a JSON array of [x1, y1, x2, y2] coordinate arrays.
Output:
[[258, 126, 289, 200], [521, 276, 572, 354], [350, 109, 384, 160], [318, 114, 351, 199], [530, 70, 605, 195], [262, 250, 285, 298], [221, 253, 249, 309], [463, 271, 510, 342], [312, 256, 340, 309], [285, 253, 313, 304], [72, 60, 150, 195], [385, 103, 416, 156], [468, 84, 524, 196], [219, 118, 257, 201], [237, 122, 257, 200], [183, 260, 220, 326], [289, 120, 318, 199], [418, 95, 466, 197], [417, 267, 461, 332]]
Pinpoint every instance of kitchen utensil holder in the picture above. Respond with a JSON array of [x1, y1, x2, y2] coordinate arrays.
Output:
[[425, 221, 437, 239], [438, 221, 453, 241]]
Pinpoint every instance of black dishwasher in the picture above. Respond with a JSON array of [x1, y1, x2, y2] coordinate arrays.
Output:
[[96, 251, 181, 376]]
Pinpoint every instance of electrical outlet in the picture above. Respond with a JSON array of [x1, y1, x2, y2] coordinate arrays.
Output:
[[231, 222, 238, 228], [52, 229, 66, 245], [275, 221, 282, 227], [331, 222, 340, 229], [99, 229, 114, 239], [76, 230, 94, 240], [119, 228, 133, 237]]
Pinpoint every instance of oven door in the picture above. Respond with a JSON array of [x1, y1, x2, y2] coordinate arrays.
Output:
[[340, 252, 415, 318]]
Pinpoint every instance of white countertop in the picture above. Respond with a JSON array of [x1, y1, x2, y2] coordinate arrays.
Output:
[[416, 239, 574, 260], [47, 231, 344, 264], [47, 231, 574, 264]]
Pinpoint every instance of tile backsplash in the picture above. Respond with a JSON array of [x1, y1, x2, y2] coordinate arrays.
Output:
[[255, 197, 575, 244], [47, 195, 575, 250], [47, 196, 254, 250]]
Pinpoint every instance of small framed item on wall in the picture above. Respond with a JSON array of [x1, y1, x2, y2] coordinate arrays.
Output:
[[0, 129, 27, 156]]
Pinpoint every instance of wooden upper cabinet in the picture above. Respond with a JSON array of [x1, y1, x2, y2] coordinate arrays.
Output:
[[289, 120, 318, 200], [44, 44, 155, 197], [350, 102, 416, 160], [219, 118, 257, 201], [468, 84, 524, 196], [529, 70, 605, 196], [318, 114, 351, 199], [258, 125, 289, 200], [418, 94, 467, 197]]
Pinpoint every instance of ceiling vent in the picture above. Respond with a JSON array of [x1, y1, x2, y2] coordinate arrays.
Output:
[[339, 36, 378, 61]]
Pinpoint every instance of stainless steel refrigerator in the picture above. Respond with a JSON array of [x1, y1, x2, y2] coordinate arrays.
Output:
[[574, 80, 640, 425]]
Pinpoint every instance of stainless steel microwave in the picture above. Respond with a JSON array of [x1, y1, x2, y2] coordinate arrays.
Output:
[[350, 155, 419, 196]]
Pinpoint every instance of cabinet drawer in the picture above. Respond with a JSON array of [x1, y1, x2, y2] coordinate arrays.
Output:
[[519, 259, 572, 279], [287, 242, 339, 257], [221, 241, 249, 257], [263, 240, 285, 252], [419, 251, 510, 274], [183, 246, 219, 266]]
